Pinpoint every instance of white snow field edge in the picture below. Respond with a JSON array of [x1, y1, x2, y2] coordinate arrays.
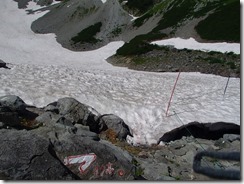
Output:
[[0, 0, 240, 146], [152, 37, 240, 54]]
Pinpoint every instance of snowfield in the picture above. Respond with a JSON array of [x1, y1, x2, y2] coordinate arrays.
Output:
[[0, 0, 240, 145], [152, 37, 240, 54]]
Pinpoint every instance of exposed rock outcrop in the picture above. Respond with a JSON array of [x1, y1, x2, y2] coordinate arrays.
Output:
[[0, 129, 79, 180], [136, 135, 240, 180], [0, 95, 240, 180], [0, 59, 9, 69], [97, 114, 133, 140], [157, 121, 240, 144], [0, 95, 39, 129], [0, 95, 135, 180], [13, 0, 54, 9], [31, 0, 132, 51]]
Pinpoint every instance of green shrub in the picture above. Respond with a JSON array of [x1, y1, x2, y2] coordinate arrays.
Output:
[[208, 51, 221, 55], [116, 41, 159, 55], [71, 22, 102, 44], [126, 0, 154, 14], [133, 57, 147, 65], [132, 159, 145, 177], [195, 0, 240, 42], [227, 62, 236, 69], [153, 0, 196, 31], [133, 12, 153, 27], [116, 32, 166, 56], [205, 57, 225, 64], [111, 27, 122, 36]]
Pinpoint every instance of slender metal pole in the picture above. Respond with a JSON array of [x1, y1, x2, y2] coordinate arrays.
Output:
[[223, 76, 230, 98], [165, 72, 181, 117]]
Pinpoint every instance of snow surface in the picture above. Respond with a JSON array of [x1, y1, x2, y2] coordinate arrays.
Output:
[[0, 0, 240, 146], [152, 37, 240, 54]]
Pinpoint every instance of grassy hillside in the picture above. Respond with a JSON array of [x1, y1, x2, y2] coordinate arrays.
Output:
[[117, 0, 239, 56], [195, 0, 240, 42], [116, 33, 166, 55], [119, 0, 158, 15]]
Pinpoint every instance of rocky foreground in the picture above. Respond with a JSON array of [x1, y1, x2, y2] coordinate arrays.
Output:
[[0, 95, 240, 180]]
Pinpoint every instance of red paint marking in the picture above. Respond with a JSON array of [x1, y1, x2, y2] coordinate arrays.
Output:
[[105, 162, 115, 175], [93, 162, 115, 177], [64, 153, 97, 174], [118, 169, 125, 176]]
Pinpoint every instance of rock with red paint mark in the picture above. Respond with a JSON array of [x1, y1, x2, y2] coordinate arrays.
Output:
[[51, 132, 135, 180], [0, 95, 136, 180], [0, 129, 79, 180]]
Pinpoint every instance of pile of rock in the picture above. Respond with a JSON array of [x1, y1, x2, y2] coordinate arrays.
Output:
[[0, 95, 240, 180], [136, 135, 240, 180], [0, 95, 134, 180]]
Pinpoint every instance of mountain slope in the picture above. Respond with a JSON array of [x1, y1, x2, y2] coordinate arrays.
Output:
[[29, 0, 239, 52], [31, 0, 132, 50], [130, 0, 239, 42]]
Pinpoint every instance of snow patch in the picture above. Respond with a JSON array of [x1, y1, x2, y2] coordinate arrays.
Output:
[[152, 37, 240, 54]]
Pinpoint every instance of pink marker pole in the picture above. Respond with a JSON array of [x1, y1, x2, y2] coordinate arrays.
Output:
[[166, 72, 181, 117]]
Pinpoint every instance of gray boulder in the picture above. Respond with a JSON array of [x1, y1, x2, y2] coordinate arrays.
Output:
[[0, 59, 7, 69], [0, 96, 137, 180], [0, 95, 27, 112], [223, 134, 240, 142], [31, 123, 135, 180], [158, 121, 240, 143], [0, 111, 20, 128], [0, 95, 39, 129], [0, 129, 79, 180], [0, 121, 135, 180], [98, 114, 133, 140], [50, 132, 135, 180], [44, 97, 102, 132], [35, 111, 74, 127]]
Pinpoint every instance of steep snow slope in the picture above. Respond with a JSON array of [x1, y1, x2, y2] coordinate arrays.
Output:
[[0, 0, 240, 145]]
